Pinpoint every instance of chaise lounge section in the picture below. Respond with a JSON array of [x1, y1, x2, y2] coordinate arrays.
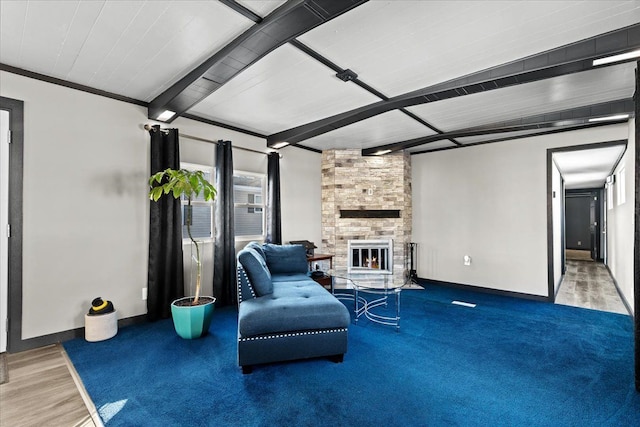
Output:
[[236, 242, 350, 373]]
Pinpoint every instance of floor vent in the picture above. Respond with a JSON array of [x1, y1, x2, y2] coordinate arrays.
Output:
[[452, 300, 476, 308]]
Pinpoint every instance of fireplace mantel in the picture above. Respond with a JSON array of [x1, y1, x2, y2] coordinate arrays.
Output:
[[339, 209, 401, 218]]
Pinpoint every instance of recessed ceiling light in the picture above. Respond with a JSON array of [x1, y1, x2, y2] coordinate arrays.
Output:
[[156, 110, 176, 121], [373, 149, 391, 156], [588, 114, 629, 123], [592, 49, 640, 66], [271, 142, 289, 149]]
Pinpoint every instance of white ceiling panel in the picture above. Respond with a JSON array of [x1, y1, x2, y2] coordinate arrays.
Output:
[[1, 0, 84, 69], [237, 0, 286, 17], [187, 43, 381, 135], [0, 0, 254, 101], [298, 1, 640, 97], [302, 110, 436, 151], [1, 0, 637, 157], [554, 144, 626, 189], [0, 0, 27, 66], [406, 63, 635, 132]]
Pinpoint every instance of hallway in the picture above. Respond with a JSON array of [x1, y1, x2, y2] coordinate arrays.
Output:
[[556, 259, 629, 315]]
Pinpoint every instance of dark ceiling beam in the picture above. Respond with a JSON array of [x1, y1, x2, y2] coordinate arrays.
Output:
[[218, 0, 262, 23], [268, 23, 640, 147], [410, 122, 628, 156], [289, 39, 460, 145], [361, 99, 635, 155], [148, 0, 368, 122], [181, 113, 266, 138]]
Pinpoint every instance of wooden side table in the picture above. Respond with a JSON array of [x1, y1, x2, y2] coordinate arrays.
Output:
[[307, 254, 334, 290]]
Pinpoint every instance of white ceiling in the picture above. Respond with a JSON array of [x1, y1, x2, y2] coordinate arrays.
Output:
[[1, 0, 639, 188], [554, 145, 626, 189], [297, 0, 639, 97]]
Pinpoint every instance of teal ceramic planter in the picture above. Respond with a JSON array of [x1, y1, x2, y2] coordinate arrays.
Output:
[[171, 296, 216, 339]]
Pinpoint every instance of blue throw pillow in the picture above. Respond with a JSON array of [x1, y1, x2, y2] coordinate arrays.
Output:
[[238, 248, 273, 296], [245, 241, 266, 260], [262, 244, 308, 274]]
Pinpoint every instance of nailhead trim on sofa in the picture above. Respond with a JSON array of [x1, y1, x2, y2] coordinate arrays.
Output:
[[239, 328, 348, 342], [237, 265, 256, 303]]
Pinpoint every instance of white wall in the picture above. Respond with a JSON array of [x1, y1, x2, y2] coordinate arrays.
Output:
[[552, 160, 563, 295], [607, 119, 635, 313], [0, 70, 322, 341], [412, 123, 629, 297], [1, 71, 150, 339], [279, 146, 322, 250]]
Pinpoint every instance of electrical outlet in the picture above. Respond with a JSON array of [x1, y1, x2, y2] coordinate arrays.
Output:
[[463, 255, 472, 266], [142, 288, 148, 300]]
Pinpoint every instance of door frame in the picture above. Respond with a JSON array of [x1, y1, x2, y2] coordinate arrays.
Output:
[[0, 109, 8, 352], [0, 97, 24, 353], [547, 140, 627, 300]]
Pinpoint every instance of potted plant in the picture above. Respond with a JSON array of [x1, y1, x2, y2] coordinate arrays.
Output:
[[149, 168, 217, 339]]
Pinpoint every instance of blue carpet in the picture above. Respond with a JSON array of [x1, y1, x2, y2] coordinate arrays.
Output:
[[64, 283, 640, 426]]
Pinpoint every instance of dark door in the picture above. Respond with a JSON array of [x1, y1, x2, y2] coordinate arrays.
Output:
[[565, 193, 592, 253]]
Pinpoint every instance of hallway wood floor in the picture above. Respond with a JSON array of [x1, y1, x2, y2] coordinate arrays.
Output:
[[0, 344, 99, 427], [556, 259, 629, 315]]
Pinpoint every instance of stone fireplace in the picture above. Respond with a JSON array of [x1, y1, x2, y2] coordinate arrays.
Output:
[[321, 149, 411, 284]]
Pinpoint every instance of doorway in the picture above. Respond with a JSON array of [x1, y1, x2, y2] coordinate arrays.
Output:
[[0, 96, 24, 354], [565, 189, 602, 262], [548, 142, 628, 315]]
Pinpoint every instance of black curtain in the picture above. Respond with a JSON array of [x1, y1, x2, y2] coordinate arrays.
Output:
[[266, 152, 282, 244], [213, 140, 236, 306], [147, 126, 184, 321]]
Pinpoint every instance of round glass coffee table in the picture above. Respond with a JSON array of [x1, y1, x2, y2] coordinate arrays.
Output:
[[330, 270, 402, 331]]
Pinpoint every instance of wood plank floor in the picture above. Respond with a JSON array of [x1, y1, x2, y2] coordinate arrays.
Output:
[[0, 344, 99, 427], [556, 259, 629, 314]]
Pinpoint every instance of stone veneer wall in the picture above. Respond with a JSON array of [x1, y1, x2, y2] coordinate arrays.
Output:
[[321, 149, 411, 284]]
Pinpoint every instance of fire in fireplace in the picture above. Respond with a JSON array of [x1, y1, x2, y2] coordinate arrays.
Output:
[[348, 239, 393, 274]]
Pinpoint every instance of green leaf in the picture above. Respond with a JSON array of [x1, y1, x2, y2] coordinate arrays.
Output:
[[148, 167, 216, 203], [150, 186, 163, 201]]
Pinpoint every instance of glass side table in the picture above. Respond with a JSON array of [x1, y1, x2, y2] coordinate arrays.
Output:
[[330, 270, 402, 331]]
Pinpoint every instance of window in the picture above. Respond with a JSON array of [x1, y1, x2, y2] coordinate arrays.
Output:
[[234, 172, 265, 239], [181, 163, 214, 241], [617, 166, 626, 205], [247, 194, 263, 214]]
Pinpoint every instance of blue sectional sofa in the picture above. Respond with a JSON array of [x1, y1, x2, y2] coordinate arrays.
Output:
[[236, 242, 350, 373]]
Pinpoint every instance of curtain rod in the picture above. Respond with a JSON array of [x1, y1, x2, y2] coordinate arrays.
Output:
[[144, 124, 275, 157]]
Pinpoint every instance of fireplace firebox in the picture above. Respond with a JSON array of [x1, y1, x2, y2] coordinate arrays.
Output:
[[348, 239, 393, 274]]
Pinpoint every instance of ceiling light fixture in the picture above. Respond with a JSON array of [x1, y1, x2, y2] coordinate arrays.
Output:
[[592, 49, 640, 66], [588, 114, 629, 123], [373, 149, 392, 156], [271, 142, 290, 149], [156, 110, 176, 121]]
